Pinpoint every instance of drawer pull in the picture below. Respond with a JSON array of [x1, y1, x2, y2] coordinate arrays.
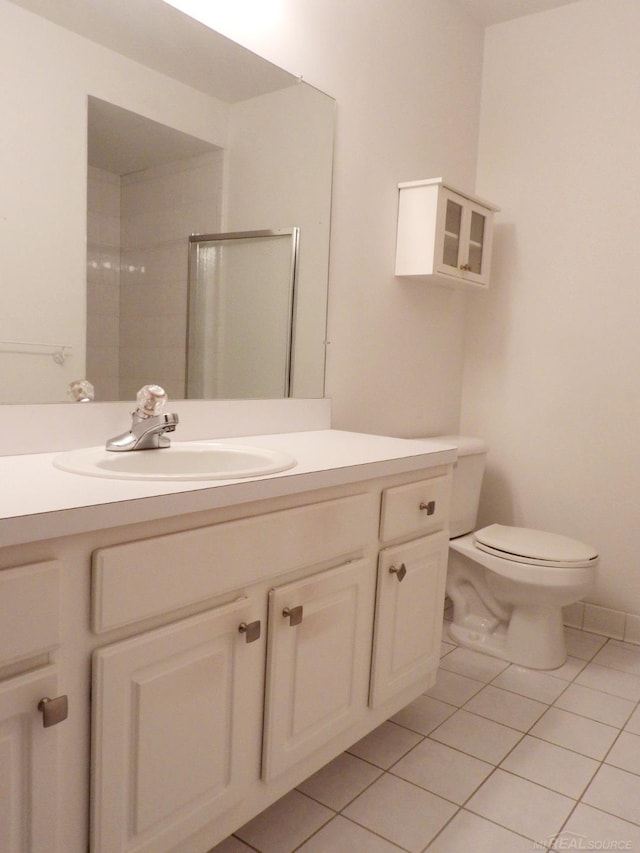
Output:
[[282, 605, 304, 626], [389, 563, 407, 582], [38, 695, 68, 728], [238, 620, 261, 643], [419, 500, 436, 516]]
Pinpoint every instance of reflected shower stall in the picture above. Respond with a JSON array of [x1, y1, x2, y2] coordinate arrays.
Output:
[[186, 229, 299, 399]]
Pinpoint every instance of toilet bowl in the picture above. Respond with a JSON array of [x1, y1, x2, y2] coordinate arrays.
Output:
[[433, 437, 598, 670]]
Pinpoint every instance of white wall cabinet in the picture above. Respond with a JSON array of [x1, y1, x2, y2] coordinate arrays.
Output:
[[395, 178, 499, 289]]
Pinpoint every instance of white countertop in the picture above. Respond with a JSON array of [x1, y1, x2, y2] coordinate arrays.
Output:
[[0, 430, 455, 548]]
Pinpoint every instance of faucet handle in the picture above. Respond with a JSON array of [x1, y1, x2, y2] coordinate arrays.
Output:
[[135, 384, 167, 419]]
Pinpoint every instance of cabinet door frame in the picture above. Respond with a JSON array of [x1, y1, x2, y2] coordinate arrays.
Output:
[[91, 597, 262, 853], [435, 189, 494, 288], [262, 557, 376, 781], [370, 532, 448, 708], [0, 666, 62, 853]]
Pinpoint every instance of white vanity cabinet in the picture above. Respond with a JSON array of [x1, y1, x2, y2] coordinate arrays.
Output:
[[89, 491, 381, 853], [0, 562, 65, 853], [0, 433, 455, 853], [395, 178, 499, 288]]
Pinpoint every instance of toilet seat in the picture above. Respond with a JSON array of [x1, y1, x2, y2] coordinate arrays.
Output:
[[474, 524, 598, 568]]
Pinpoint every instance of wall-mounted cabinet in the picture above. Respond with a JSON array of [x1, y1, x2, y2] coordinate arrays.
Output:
[[395, 178, 499, 289]]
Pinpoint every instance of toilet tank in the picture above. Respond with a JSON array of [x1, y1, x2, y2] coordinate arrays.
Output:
[[436, 436, 488, 538]]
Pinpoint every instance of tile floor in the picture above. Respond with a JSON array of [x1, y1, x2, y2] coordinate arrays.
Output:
[[212, 624, 640, 852]]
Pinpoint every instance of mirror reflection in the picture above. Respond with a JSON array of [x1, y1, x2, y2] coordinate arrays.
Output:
[[2, 0, 335, 403]]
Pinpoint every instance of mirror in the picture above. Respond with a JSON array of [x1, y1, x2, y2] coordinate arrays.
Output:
[[1, 0, 334, 403]]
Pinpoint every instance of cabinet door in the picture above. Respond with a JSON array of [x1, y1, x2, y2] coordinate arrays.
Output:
[[0, 666, 62, 853], [370, 532, 448, 708], [91, 598, 263, 853], [262, 558, 375, 780], [436, 190, 493, 287], [437, 188, 466, 276], [460, 200, 494, 287]]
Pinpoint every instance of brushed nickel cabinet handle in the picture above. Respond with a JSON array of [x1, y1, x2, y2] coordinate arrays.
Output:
[[419, 500, 436, 516], [282, 605, 303, 626], [38, 695, 68, 728], [389, 563, 407, 582], [238, 620, 261, 643]]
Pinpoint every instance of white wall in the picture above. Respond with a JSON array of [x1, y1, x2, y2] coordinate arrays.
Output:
[[463, 0, 640, 616], [205, 0, 486, 436]]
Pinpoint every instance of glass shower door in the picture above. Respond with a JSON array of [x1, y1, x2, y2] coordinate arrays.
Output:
[[187, 229, 299, 399]]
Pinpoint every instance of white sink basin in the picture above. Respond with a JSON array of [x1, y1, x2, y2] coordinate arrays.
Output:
[[53, 442, 297, 481]]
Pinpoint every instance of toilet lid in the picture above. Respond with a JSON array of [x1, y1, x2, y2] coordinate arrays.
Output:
[[474, 524, 598, 568]]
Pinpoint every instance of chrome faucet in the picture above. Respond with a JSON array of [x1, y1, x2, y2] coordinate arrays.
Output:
[[106, 385, 179, 452]]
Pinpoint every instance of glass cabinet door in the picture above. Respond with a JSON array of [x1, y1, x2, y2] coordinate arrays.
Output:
[[437, 190, 493, 286], [468, 209, 486, 274], [442, 197, 463, 270]]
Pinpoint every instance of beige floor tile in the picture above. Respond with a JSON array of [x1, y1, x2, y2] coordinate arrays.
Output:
[[583, 764, 640, 826], [466, 769, 575, 842], [463, 684, 547, 731], [564, 627, 608, 660], [391, 695, 456, 735], [554, 682, 636, 727], [561, 803, 640, 849], [575, 662, 640, 702], [234, 790, 333, 853], [605, 730, 640, 775], [296, 752, 382, 810], [546, 655, 589, 682], [430, 709, 523, 764], [426, 668, 485, 706], [592, 641, 640, 676], [391, 737, 493, 804], [343, 774, 457, 853], [530, 707, 619, 760], [297, 815, 404, 852], [438, 647, 510, 682], [427, 808, 542, 853], [210, 837, 255, 852], [625, 703, 640, 735], [491, 664, 569, 704], [500, 735, 599, 798], [346, 721, 422, 769]]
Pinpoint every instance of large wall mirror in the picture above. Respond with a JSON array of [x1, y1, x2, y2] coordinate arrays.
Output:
[[1, 0, 334, 403]]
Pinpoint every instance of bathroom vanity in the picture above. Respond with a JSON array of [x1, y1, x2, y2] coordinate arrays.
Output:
[[0, 428, 454, 853]]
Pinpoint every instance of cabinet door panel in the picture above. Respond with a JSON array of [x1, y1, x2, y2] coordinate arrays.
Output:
[[91, 598, 261, 853], [461, 200, 494, 286], [436, 188, 466, 277], [0, 667, 61, 853], [370, 533, 447, 708], [262, 558, 375, 780]]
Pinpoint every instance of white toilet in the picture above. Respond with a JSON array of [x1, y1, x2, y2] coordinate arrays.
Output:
[[437, 436, 598, 670]]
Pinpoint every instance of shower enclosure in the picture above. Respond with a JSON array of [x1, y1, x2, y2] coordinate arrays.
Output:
[[186, 228, 299, 399]]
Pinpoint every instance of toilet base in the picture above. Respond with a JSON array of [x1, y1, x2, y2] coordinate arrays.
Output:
[[447, 603, 568, 670]]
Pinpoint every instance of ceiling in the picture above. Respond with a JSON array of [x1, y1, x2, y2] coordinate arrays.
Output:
[[457, 0, 581, 26]]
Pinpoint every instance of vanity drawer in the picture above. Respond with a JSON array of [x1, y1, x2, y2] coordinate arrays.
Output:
[[0, 561, 60, 667], [380, 475, 451, 543], [93, 492, 377, 633]]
